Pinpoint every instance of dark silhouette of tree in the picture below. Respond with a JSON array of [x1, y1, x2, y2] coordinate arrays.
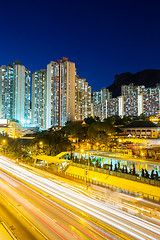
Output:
[[84, 117, 96, 125], [30, 131, 71, 156]]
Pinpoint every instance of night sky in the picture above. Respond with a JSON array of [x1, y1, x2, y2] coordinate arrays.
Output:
[[1, 0, 160, 91]]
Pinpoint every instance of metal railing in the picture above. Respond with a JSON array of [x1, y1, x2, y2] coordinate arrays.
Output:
[[65, 172, 142, 197], [65, 171, 160, 203], [71, 162, 160, 187]]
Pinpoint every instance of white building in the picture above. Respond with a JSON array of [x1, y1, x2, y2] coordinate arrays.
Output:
[[75, 76, 91, 120], [92, 88, 112, 120], [106, 84, 160, 118], [46, 57, 76, 128], [31, 69, 47, 129], [0, 61, 31, 124]]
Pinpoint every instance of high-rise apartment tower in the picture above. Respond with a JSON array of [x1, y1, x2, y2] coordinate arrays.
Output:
[[75, 76, 91, 120], [31, 69, 47, 129], [46, 58, 76, 128], [0, 61, 31, 123]]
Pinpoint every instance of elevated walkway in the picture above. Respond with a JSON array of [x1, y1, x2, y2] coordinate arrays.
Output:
[[32, 152, 70, 167], [32, 152, 160, 202]]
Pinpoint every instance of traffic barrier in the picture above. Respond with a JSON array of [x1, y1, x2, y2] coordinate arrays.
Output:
[[65, 167, 160, 203]]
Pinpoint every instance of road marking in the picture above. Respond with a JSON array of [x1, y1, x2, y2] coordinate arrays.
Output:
[[0, 194, 48, 240]]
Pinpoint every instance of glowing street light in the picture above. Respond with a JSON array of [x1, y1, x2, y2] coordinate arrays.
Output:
[[21, 120, 25, 125], [141, 152, 144, 160], [39, 141, 44, 153]]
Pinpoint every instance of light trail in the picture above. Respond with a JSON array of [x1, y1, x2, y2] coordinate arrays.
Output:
[[0, 193, 49, 240], [0, 173, 101, 240], [0, 171, 112, 240], [0, 156, 160, 240]]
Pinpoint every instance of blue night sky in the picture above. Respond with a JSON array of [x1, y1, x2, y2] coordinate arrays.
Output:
[[0, 0, 160, 91]]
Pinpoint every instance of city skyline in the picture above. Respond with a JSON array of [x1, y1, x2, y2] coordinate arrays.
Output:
[[1, 1, 160, 239], [0, 58, 92, 128], [1, 0, 160, 91], [0, 58, 159, 130]]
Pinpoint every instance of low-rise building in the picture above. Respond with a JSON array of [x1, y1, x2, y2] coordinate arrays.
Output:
[[0, 119, 37, 138], [122, 120, 160, 139]]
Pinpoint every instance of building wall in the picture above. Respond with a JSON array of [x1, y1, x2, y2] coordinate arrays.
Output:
[[15, 64, 25, 122], [122, 83, 145, 96], [106, 98, 119, 117], [92, 88, 111, 119], [106, 84, 160, 118], [24, 69, 31, 121], [46, 63, 52, 129], [46, 58, 76, 128], [66, 61, 75, 124], [0, 62, 31, 124], [123, 95, 138, 116], [87, 85, 92, 118], [75, 77, 91, 120], [32, 69, 46, 129], [143, 92, 159, 117], [0, 65, 15, 119], [124, 127, 159, 139], [118, 96, 124, 117]]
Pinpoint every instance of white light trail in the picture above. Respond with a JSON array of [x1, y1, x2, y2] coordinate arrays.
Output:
[[0, 156, 160, 240]]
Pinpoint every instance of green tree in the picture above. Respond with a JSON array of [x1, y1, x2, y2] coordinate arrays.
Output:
[[30, 131, 71, 156], [84, 117, 96, 125]]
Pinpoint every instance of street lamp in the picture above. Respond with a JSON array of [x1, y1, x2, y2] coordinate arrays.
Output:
[[96, 142, 99, 151], [2, 139, 7, 154], [81, 149, 84, 154], [87, 143, 90, 149], [39, 141, 43, 153], [141, 152, 144, 160]]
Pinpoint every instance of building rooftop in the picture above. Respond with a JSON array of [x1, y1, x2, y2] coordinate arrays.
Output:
[[123, 120, 158, 128], [67, 120, 86, 126]]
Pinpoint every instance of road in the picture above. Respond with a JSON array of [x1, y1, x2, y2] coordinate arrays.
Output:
[[0, 156, 160, 240]]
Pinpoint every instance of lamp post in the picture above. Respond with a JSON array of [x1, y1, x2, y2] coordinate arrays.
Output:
[[81, 148, 89, 189], [141, 152, 144, 160], [81, 149, 84, 159], [2, 139, 6, 154], [96, 142, 99, 151], [39, 141, 43, 153], [87, 142, 90, 150]]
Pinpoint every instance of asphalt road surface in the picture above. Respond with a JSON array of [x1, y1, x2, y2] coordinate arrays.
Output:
[[0, 156, 160, 240]]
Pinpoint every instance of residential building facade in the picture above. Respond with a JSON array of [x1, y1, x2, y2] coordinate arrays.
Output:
[[92, 88, 112, 119], [106, 98, 119, 117], [46, 57, 76, 128], [106, 83, 160, 119], [31, 69, 47, 129], [75, 76, 91, 120], [0, 64, 15, 119], [0, 61, 31, 124]]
